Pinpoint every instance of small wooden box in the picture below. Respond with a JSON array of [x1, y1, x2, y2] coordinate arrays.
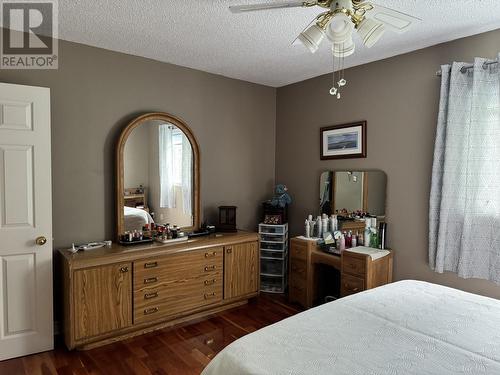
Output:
[[218, 206, 237, 232]]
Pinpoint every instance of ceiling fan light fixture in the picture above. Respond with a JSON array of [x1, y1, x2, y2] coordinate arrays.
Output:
[[298, 24, 325, 53], [357, 17, 385, 48], [325, 13, 353, 43], [332, 38, 355, 57]]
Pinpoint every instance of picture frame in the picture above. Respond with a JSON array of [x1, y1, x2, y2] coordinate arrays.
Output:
[[320, 121, 367, 160]]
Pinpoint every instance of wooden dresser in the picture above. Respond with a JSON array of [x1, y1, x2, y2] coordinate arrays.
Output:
[[289, 237, 393, 308], [59, 232, 259, 350]]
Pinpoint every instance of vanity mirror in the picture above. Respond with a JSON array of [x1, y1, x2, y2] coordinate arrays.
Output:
[[116, 112, 200, 238], [319, 170, 386, 217]]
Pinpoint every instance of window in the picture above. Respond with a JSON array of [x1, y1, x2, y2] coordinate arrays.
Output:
[[171, 129, 183, 185]]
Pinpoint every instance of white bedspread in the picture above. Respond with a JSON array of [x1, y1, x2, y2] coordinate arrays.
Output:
[[202, 280, 500, 375], [123, 206, 154, 232]]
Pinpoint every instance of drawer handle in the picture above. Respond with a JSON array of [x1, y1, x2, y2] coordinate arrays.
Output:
[[344, 284, 359, 292], [204, 265, 216, 272], [205, 252, 217, 258], [144, 277, 158, 284], [144, 292, 158, 300], [204, 279, 216, 286], [119, 266, 129, 273], [144, 261, 158, 269], [226, 247, 232, 254], [204, 292, 216, 299], [205, 338, 215, 345], [144, 307, 159, 315]]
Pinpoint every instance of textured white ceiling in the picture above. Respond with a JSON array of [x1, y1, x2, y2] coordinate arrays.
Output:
[[56, 0, 500, 87]]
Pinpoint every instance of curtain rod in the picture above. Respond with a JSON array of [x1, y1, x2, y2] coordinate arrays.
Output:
[[436, 60, 498, 77]]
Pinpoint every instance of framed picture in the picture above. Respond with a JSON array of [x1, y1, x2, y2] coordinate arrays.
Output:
[[320, 121, 367, 160]]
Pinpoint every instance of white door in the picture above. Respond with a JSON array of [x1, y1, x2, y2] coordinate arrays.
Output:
[[0, 82, 52, 360]]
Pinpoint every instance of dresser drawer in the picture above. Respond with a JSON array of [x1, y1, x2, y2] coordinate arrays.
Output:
[[342, 252, 366, 277], [290, 241, 308, 261], [341, 273, 365, 297], [290, 258, 307, 281], [133, 247, 223, 289], [134, 275, 223, 324]]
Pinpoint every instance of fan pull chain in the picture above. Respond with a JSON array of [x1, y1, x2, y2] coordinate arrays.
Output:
[[329, 44, 348, 99], [329, 51, 337, 97]]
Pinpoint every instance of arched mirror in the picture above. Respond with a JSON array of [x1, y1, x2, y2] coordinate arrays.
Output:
[[116, 112, 200, 239]]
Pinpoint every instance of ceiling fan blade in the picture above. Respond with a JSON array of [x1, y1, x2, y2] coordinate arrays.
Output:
[[229, 1, 308, 13], [367, 3, 421, 34]]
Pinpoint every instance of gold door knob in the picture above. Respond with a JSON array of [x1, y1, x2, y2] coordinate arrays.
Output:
[[35, 236, 47, 246]]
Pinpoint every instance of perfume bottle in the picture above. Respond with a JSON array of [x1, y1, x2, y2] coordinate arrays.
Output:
[[345, 231, 352, 248], [339, 234, 345, 252]]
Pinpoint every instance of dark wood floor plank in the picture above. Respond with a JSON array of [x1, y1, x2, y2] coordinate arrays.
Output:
[[1, 295, 300, 375]]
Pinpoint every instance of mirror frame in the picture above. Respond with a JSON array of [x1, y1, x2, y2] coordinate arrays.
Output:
[[116, 112, 201, 239]]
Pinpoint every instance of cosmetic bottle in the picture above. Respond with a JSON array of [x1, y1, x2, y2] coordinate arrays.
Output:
[[339, 234, 345, 252], [316, 216, 322, 237], [305, 220, 310, 238], [364, 226, 371, 248], [322, 217, 329, 233], [352, 233, 357, 248], [378, 222, 387, 249], [346, 231, 352, 248], [370, 228, 379, 248]]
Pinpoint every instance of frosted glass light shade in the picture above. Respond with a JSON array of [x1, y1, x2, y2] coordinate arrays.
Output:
[[298, 24, 325, 53], [326, 13, 352, 42], [357, 17, 385, 47], [332, 38, 355, 57]]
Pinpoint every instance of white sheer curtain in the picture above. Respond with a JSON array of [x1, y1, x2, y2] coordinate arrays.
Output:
[[429, 54, 500, 283], [159, 124, 175, 208], [181, 136, 192, 215]]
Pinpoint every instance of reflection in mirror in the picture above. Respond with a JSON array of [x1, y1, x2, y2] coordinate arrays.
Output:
[[123, 120, 193, 232], [320, 170, 386, 217]]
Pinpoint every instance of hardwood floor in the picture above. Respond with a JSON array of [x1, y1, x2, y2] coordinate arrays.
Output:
[[0, 295, 301, 375]]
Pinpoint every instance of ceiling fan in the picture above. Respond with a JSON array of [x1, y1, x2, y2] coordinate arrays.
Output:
[[229, 0, 421, 56]]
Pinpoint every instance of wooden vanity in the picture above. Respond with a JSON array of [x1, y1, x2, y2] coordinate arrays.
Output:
[[289, 237, 393, 308], [59, 232, 259, 350]]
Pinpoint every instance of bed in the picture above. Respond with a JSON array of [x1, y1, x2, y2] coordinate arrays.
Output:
[[123, 206, 154, 232], [202, 280, 500, 375]]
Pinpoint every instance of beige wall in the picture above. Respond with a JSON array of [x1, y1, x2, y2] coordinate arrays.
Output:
[[0, 39, 276, 248], [123, 123, 149, 188], [276, 28, 500, 299]]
